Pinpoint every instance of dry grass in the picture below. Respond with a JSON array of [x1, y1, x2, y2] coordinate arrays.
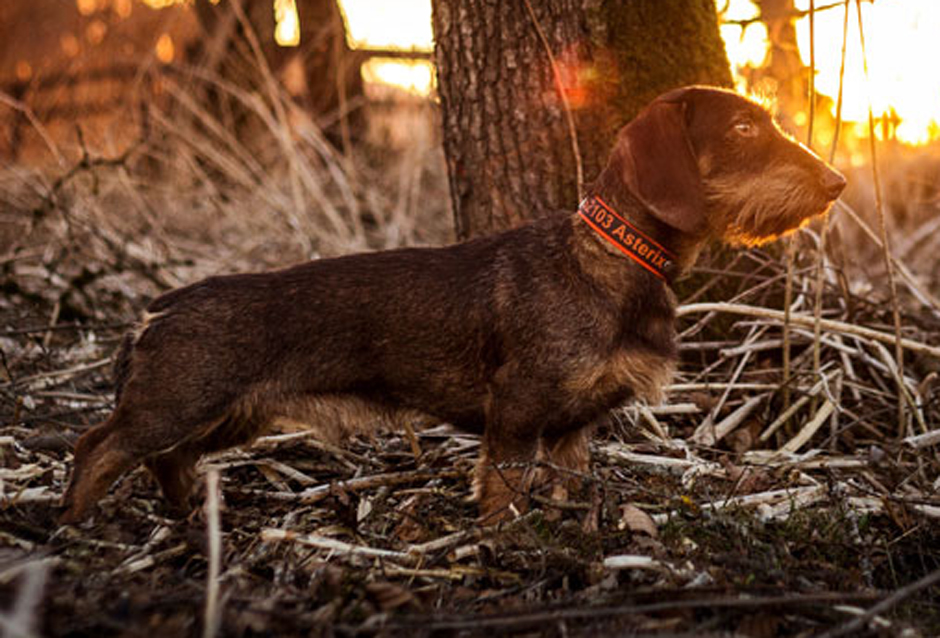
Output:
[[0, 62, 451, 319]]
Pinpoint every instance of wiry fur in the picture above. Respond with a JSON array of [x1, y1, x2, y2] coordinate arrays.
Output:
[[60, 87, 844, 525], [706, 162, 833, 245]]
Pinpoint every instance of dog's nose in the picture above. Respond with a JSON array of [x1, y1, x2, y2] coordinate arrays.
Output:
[[821, 169, 846, 200]]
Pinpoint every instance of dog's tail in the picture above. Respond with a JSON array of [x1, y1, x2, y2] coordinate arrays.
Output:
[[112, 331, 135, 403], [113, 307, 168, 403]]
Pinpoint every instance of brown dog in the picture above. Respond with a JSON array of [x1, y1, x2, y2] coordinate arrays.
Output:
[[60, 86, 845, 525]]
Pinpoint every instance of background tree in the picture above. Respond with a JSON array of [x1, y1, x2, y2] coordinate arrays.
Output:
[[737, 0, 821, 135], [432, 0, 733, 239], [753, 0, 805, 114], [188, 0, 363, 139]]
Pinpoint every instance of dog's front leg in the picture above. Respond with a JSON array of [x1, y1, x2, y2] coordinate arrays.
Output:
[[541, 425, 592, 501], [473, 381, 547, 524]]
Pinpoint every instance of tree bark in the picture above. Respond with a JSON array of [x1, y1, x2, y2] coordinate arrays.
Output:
[[432, 0, 733, 240]]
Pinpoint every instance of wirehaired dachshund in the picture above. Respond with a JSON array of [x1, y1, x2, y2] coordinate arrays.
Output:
[[60, 86, 845, 525]]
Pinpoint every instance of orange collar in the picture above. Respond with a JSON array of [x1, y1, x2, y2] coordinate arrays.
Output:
[[577, 195, 675, 281]]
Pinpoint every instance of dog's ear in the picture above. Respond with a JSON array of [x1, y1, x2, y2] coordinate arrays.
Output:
[[617, 98, 706, 235]]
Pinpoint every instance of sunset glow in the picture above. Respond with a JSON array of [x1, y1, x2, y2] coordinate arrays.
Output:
[[723, 0, 940, 145], [362, 58, 434, 97], [336, 0, 433, 52], [126, 0, 940, 145], [274, 0, 301, 47], [796, 0, 940, 145]]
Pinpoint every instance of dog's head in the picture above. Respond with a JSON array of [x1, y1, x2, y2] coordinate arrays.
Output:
[[611, 86, 845, 246]]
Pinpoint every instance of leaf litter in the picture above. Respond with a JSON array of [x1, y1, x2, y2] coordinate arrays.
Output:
[[1, 95, 939, 638]]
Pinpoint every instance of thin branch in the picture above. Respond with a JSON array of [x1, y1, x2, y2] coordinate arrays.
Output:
[[202, 469, 222, 638], [820, 567, 940, 638], [388, 592, 880, 633], [836, 200, 940, 314], [288, 469, 461, 504], [0, 321, 132, 338], [722, 0, 870, 28], [677, 302, 940, 360], [812, 0, 849, 410], [29, 140, 143, 220], [0, 91, 65, 167], [262, 528, 416, 564], [794, 0, 817, 415], [806, 0, 816, 149], [782, 237, 797, 410], [855, 0, 906, 438]]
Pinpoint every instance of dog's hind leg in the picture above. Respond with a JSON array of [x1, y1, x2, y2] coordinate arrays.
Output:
[[144, 412, 266, 517], [60, 399, 245, 523], [60, 408, 155, 524], [143, 446, 201, 517]]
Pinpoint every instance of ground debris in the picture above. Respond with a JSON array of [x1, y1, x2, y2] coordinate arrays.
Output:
[[2, 104, 939, 638], [2, 364, 938, 637]]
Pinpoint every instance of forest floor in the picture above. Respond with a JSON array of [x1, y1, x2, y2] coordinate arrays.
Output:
[[2, 97, 940, 637]]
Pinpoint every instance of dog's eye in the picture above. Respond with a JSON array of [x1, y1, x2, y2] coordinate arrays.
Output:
[[733, 120, 758, 137]]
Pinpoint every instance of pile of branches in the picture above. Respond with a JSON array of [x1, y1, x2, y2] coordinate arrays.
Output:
[[2, 60, 939, 636], [2, 175, 940, 637]]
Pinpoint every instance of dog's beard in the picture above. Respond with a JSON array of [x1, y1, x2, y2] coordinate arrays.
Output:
[[705, 168, 837, 247]]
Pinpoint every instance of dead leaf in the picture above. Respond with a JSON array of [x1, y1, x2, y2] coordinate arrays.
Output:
[[736, 613, 780, 638], [393, 495, 429, 543], [366, 581, 419, 611], [727, 427, 754, 455], [618, 503, 658, 538]]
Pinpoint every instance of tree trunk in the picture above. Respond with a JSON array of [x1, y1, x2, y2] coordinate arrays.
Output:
[[432, 0, 733, 239], [748, 0, 807, 130]]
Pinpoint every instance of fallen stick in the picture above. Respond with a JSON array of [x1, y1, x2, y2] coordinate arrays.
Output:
[[1, 357, 112, 390], [820, 567, 940, 638], [406, 510, 540, 558], [903, 429, 940, 449], [756, 485, 828, 521], [779, 399, 835, 454], [0, 487, 59, 506], [758, 369, 841, 443], [638, 405, 670, 442], [602, 555, 670, 572], [667, 382, 780, 392], [691, 395, 764, 446], [678, 303, 940, 359], [203, 469, 222, 638], [262, 528, 416, 564], [286, 469, 462, 504], [642, 403, 701, 415], [0, 559, 50, 638], [700, 485, 824, 512]]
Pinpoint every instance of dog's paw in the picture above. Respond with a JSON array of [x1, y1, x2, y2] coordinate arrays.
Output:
[[475, 466, 532, 525]]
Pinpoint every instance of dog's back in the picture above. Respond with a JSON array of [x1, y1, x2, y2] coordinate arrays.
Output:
[[60, 212, 616, 522], [128, 213, 577, 426]]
